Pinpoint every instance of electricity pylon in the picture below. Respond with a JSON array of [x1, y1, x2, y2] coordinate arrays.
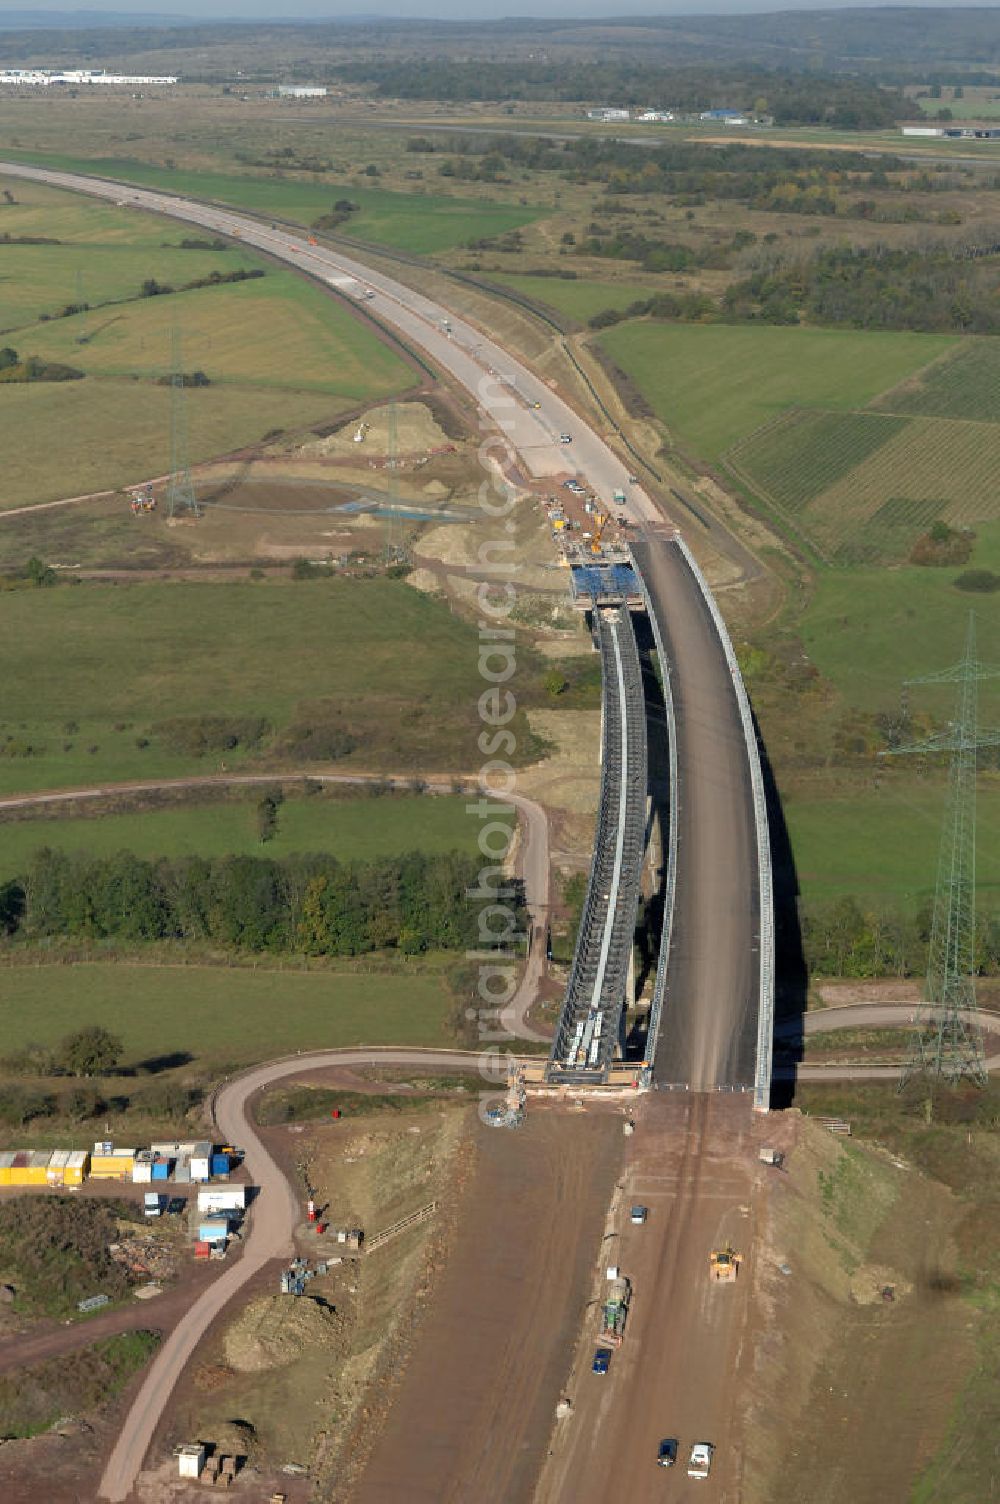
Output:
[[884, 615, 1000, 1086], [166, 324, 199, 520]]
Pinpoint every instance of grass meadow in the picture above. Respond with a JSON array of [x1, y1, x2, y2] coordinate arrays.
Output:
[[490, 273, 655, 322], [0, 794, 486, 873], [2, 154, 540, 255], [0, 577, 493, 791], [597, 322, 955, 458], [0, 172, 415, 509], [0, 960, 455, 1068]]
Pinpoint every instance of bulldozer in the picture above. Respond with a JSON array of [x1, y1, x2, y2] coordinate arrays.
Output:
[[709, 1245, 742, 1283]]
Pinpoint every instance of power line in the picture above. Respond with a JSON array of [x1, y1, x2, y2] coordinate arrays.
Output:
[[884, 614, 1000, 1087]]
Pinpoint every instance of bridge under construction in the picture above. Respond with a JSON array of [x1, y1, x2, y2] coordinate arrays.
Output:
[[546, 536, 774, 1111]]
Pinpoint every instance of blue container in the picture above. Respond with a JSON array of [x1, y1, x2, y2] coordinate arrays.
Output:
[[210, 1154, 230, 1177], [151, 1159, 171, 1181]]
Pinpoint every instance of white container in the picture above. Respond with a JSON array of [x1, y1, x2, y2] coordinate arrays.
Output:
[[190, 1141, 212, 1183], [197, 1186, 247, 1213], [132, 1160, 153, 1184], [177, 1443, 206, 1479]]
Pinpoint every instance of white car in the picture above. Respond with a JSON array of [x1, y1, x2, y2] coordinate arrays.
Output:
[[688, 1442, 714, 1479], [559, 432, 573, 444]]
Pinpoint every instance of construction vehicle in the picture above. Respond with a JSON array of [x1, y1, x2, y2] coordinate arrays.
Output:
[[128, 483, 156, 515], [600, 1271, 631, 1346], [589, 512, 608, 556], [709, 1245, 742, 1282]]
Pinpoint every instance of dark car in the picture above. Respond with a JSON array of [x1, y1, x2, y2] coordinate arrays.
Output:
[[592, 1348, 612, 1376], [657, 1438, 679, 1468]]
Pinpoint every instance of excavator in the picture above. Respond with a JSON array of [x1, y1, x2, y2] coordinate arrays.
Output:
[[709, 1245, 742, 1282], [589, 510, 608, 556]]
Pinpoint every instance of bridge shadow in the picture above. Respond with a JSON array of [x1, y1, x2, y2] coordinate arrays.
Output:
[[627, 612, 671, 1063], [754, 712, 807, 1108]]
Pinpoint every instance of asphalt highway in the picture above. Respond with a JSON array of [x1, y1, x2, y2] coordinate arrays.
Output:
[[0, 160, 659, 531], [633, 535, 759, 1090]]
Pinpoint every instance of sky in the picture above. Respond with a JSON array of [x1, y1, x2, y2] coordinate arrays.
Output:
[[2, 0, 999, 19]]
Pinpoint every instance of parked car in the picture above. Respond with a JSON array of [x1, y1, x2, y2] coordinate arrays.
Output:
[[657, 1438, 678, 1468], [630, 1205, 648, 1225], [688, 1442, 714, 1479], [559, 432, 573, 444], [591, 1347, 612, 1376]]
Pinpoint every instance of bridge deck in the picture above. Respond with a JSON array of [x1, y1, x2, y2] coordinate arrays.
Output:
[[632, 536, 759, 1090], [548, 607, 647, 1081]]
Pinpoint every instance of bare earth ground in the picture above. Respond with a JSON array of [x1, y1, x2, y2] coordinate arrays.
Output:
[[536, 1093, 763, 1504], [746, 1111, 976, 1504], [349, 1105, 623, 1504]]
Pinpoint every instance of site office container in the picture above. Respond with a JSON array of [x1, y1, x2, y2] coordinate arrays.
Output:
[[64, 1150, 89, 1185], [47, 1149, 72, 1185], [190, 1142, 212, 1183], [197, 1187, 247, 1214], [132, 1154, 153, 1185], [90, 1149, 136, 1181], [151, 1158, 172, 1181], [193, 1240, 212, 1260], [210, 1154, 230, 1177], [198, 1218, 231, 1244], [10, 1151, 54, 1186]]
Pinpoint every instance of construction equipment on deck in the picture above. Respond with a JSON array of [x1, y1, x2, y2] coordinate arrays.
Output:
[[483, 1059, 526, 1129], [600, 1270, 631, 1346], [710, 1245, 742, 1282]]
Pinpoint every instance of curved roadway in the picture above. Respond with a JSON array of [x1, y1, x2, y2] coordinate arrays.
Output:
[[0, 160, 657, 522], [633, 535, 759, 1090], [98, 1048, 488, 1502]]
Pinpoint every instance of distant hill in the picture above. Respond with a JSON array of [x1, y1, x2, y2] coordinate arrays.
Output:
[[0, 11, 189, 28]]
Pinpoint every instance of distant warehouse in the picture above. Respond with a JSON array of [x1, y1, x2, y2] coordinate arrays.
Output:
[[276, 84, 328, 99], [902, 123, 1000, 140], [0, 68, 178, 87]]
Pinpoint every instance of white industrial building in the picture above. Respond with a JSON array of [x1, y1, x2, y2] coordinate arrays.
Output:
[[0, 68, 178, 87], [586, 107, 631, 122], [277, 84, 328, 99]]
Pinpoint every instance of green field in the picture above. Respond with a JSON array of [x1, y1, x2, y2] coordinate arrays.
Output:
[[0, 960, 453, 1067], [784, 785, 1000, 907], [874, 339, 1000, 422], [0, 174, 414, 509], [21, 268, 410, 395], [491, 273, 654, 322], [726, 409, 908, 516], [0, 577, 491, 791], [2, 154, 541, 256], [798, 530, 1000, 710], [0, 381, 346, 512], [0, 793, 485, 872], [598, 322, 957, 459]]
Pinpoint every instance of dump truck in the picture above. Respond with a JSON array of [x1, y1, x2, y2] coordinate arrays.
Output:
[[709, 1246, 742, 1282], [600, 1273, 631, 1346]]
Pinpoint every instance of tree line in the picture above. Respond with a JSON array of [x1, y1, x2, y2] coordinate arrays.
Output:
[[723, 241, 1000, 332], [3, 848, 524, 957], [337, 60, 909, 129], [802, 895, 1000, 979]]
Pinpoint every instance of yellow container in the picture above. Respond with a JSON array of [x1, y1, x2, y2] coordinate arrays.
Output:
[[64, 1151, 89, 1185], [90, 1154, 133, 1180]]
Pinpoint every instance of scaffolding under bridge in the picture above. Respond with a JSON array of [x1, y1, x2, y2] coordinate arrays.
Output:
[[548, 606, 647, 1084]]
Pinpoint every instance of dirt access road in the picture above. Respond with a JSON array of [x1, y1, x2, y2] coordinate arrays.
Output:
[[97, 1048, 490, 1502], [536, 1093, 762, 1504]]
